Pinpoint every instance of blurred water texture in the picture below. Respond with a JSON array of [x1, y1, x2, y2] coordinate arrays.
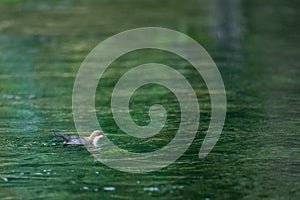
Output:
[[0, 0, 299, 199]]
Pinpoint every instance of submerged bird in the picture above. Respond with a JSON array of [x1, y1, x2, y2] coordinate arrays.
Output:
[[54, 130, 104, 147]]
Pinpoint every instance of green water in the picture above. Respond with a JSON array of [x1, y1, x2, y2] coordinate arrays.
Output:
[[0, 0, 299, 199]]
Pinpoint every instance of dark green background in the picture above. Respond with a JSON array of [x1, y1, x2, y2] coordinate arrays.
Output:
[[0, 0, 299, 199]]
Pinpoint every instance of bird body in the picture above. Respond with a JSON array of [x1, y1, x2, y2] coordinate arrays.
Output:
[[54, 130, 104, 146]]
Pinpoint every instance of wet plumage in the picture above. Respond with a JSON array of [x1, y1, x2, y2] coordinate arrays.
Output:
[[54, 130, 104, 146]]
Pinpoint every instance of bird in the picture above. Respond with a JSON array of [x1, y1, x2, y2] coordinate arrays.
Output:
[[54, 130, 104, 147]]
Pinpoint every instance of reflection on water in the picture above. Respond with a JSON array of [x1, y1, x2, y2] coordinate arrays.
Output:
[[0, 0, 299, 199]]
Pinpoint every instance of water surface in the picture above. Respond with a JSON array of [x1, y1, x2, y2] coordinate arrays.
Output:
[[0, 0, 299, 199]]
